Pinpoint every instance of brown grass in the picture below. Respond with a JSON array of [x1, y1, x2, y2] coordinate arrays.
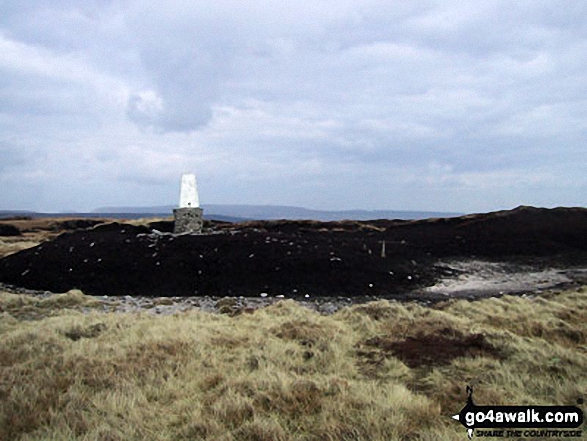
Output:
[[0, 238, 41, 258], [0, 288, 585, 440]]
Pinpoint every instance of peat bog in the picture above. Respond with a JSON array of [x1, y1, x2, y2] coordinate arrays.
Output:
[[1, 206, 587, 300]]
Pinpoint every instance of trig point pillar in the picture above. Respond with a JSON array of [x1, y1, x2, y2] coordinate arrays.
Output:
[[173, 173, 203, 234]]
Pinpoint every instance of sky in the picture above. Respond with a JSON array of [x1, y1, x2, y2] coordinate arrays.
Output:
[[1, 1, 586, 214]]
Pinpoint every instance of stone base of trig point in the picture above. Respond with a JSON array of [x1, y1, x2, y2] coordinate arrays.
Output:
[[173, 207, 203, 234]]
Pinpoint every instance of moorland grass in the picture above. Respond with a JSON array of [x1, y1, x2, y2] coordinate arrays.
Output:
[[0, 288, 585, 440], [0, 238, 41, 258]]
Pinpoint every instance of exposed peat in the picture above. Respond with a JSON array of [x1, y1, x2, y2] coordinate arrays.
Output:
[[1, 206, 587, 298]]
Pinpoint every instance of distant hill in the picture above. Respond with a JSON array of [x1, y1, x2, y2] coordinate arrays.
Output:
[[93, 204, 462, 221], [0, 210, 36, 217], [0, 210, 243, 223]]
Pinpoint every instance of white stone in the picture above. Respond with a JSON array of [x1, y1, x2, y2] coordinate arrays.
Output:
[[179, 173, 199, 208]]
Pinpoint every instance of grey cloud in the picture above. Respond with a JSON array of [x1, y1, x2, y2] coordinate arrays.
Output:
[[125, 49, 222, 131], [1, 0, 586, 212], [121, 2, 238, 132], [0, 142, 27, 171], [0, 1, 116, 52]]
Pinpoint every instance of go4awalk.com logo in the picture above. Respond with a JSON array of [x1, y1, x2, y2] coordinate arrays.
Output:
[[451, 386, 584, 439]]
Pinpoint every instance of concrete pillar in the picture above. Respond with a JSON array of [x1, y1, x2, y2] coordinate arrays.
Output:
[[173, 173, 203, 234], [179, 173, 199, 209], [173, 207, 203, 234]]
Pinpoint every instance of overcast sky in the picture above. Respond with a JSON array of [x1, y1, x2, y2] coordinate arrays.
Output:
[[1, 1, 586, 213]]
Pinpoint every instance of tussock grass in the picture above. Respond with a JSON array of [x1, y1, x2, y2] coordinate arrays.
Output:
[[0, 288, 585, 440], [0, 290, 101, 321]]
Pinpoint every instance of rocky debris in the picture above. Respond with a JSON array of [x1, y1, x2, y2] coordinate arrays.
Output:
[[1, 206, 587, 299], [420, 260, 582, 298], [90, 294, 361, 315], [0, 282, 372, 316], [148, 219, 231, 234], [1, 280, 582, 318]]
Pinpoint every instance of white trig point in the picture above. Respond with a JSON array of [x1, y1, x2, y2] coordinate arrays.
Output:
[[173, 173, 203, 234], [179, 173, 199, 208]]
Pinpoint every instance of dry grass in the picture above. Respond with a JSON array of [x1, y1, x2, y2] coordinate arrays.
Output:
[[0, 290, 102, 321], [0, 238, 41, 258], [0, 288, 585, 440]]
